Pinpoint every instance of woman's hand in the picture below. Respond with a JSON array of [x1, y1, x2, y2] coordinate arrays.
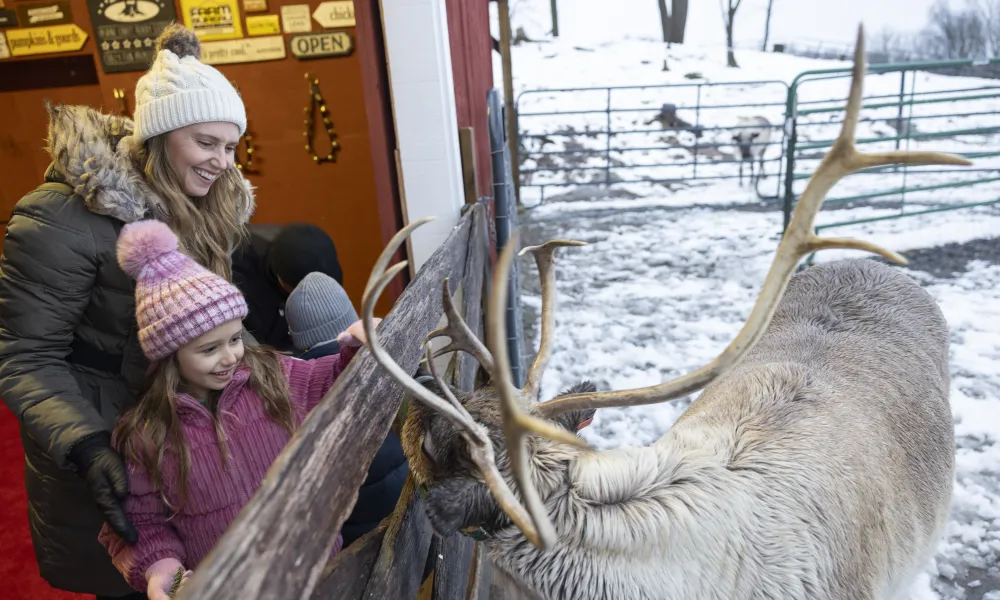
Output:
[[337, 317, 382, 348]]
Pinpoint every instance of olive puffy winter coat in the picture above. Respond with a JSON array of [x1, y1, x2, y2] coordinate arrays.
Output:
[[0, 103, 254, 596]]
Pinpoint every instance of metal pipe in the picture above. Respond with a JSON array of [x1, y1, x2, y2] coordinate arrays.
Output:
[[487, 89, 526, 388]]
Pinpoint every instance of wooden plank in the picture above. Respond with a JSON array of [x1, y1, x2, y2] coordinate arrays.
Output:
[[428, 204, 486, 598], [176, 209, 476, 600], [468, 544, 492, 600], [309, 523, 388, 600], [362, 478, 435, 599], [432, 534, 476, 600], [457, 202, 489, 393]]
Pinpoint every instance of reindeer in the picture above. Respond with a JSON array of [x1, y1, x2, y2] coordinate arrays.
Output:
[[732, 115, 772, 188], [360, 27, 966, 600]]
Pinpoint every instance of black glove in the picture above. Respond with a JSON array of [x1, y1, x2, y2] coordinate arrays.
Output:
[[69, 433, 138, 544]]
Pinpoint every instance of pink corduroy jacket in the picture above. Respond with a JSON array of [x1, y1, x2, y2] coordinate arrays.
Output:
[[98, 347, 356, 591]]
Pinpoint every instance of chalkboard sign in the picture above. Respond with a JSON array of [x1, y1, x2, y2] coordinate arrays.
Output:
[[86, 0, 178, 73]]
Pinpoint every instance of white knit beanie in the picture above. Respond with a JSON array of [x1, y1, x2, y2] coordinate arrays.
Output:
[[133, 24, 246, 142]]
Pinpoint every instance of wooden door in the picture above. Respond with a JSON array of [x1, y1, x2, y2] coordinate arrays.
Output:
[[0, 0, 403, 312]]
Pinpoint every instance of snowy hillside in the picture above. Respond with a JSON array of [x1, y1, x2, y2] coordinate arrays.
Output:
[[494, 1, 1000, 599]]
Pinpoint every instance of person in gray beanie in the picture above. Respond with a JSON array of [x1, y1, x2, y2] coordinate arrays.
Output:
[[285, 272, 409, 546], [286, 272, 359, 359]]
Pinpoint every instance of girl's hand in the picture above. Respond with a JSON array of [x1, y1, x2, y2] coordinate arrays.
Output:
[[146, 557, 186, 600], [337, 318, 382, 348]]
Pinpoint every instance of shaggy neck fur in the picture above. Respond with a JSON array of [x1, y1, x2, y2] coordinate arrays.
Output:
[[43, 103, 255, 224], [483, 431, 755, 600]]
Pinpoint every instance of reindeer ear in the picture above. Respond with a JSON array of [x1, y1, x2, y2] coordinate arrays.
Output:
[[549, 381, 598, 432]]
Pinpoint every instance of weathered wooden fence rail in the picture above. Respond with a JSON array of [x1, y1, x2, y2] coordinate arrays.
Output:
[[176, 202, 495, 600]]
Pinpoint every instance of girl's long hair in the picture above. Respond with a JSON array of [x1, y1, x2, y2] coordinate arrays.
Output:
[[130, 133, 252, 280], [114, 345, 295, 511]]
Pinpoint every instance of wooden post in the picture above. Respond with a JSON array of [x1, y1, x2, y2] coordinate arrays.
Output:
[[459, 126, 479, 205], [550, 0, 559, 37], [497, 0, 520, 204]]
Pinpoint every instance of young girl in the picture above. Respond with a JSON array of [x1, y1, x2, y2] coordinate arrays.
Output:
[[98, 220, 368, 599]]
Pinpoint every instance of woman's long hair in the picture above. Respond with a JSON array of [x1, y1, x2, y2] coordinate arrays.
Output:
[[114, 345, 295, 511], [130, 134, 252, 280]]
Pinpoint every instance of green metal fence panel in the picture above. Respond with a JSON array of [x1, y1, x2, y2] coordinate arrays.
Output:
[[782, 57, 1000, 245]]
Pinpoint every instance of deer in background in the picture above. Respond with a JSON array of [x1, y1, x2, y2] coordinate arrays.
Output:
[[732, 115, 772, 188], [361, 26, 965, 600]]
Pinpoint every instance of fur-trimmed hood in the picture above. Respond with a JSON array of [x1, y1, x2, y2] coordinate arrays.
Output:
[[43, 102, 255, 224]]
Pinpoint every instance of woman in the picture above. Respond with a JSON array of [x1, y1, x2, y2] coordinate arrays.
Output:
[[0, 24, 253, 600]]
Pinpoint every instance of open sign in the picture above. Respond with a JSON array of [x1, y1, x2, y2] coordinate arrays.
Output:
[[289, 31, 353, 60]]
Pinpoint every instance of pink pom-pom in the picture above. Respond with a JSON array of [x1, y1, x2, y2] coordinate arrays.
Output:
[[117, 220, 178, 279]]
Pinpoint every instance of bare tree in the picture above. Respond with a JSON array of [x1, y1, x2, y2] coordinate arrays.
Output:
[[658, 0, 671, 43], [761, 0, 776, 51], [871, 27, 916, 63], [657, 0, 689, 44], [970, 0, 1000, 55], [920, 0, 987, 59], [671, 0, 689, 43], [720, 0, 742, 67]]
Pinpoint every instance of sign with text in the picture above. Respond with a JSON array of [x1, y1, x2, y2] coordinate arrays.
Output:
[[201, 34, 283, 64], [311, 1, 353, 29], [245, 13, 278, 36], [6, 23, 88, 56], [181, 0, 243, 41], [86, 0, 177, 73], [289, 30, 352, 60], [279, 3, 309, 33], [0, 7, 19, 27], [242, 0, 265, 12], [0, 32, 9, 60], [16, 2, 73, 26]]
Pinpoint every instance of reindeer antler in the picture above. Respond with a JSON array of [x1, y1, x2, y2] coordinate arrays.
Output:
[[519, 240, 587, 401], [525, 25, 971, 418], [425, 278, 497, 378], [362, 218, 587, 551]]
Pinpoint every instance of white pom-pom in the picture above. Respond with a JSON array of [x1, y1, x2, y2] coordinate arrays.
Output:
[[117, 220, 178, 279]]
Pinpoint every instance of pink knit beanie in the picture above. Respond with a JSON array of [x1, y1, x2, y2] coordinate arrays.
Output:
[[117, 220, 248, 361]]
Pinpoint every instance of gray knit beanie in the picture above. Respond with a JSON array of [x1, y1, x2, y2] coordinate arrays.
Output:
[[286, 272, 359, 352]]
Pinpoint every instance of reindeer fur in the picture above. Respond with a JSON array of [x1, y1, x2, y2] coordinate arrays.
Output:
[[402, 258, 954, 600]]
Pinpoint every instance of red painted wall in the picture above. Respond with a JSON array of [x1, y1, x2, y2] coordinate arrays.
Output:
[[445, 0, 495, 199]]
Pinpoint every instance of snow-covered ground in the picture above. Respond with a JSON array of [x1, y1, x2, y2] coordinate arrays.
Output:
[[496, 1, 1000, 598]]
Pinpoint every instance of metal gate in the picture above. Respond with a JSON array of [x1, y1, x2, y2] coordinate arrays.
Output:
[[781, 58, 1000, 235], [515, 80, 789, 207], [515, 58, 1000, 229]]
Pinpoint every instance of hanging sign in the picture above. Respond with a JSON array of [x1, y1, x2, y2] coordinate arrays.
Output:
[[86, 0, 178, 73], [17, 2, 73, 26], [200, 34, 283, 64], [279, 3, 309, 33], [245, 13, 278, 36], [311, 1, 353, 29], [0, 32, 9, 60], [0, 8, 18, 27], [181, 0, 243, 41], [242, 0, 265, 12], [289, 30, 352, 60], [6, 23, 88, 56]]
